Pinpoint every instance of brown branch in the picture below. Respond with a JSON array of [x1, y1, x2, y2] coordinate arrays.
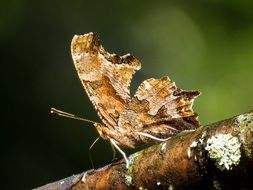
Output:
[[34, 111, 253, 190]]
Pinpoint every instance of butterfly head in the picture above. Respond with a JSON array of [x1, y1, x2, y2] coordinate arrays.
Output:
[[94, 123, 108, 140]]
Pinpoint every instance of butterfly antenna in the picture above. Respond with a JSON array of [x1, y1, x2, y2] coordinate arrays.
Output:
[[50, 107, 100, 125]]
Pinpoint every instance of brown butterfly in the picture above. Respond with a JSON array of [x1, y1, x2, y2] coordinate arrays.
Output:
[[54, 32, 200, 168]]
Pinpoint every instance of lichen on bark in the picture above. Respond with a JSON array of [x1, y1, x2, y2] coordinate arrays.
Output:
[[205, 133, 241, 170]]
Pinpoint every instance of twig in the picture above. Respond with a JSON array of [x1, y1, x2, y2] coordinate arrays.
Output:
[[34, 111, 253, 190]]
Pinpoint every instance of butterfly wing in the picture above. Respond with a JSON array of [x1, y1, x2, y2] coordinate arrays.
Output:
[[71, 32, 200, 148], [71, 33, 140, 128], [118, 76, 200, 137]]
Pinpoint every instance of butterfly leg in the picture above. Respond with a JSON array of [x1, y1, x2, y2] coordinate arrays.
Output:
[[110, 139, 129, 168], [89, 136, 100, 168], [110, 142, 116, 159], [136, 131, 171, 142]]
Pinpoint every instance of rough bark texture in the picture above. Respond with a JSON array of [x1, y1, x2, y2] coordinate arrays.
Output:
[[34, 111, 253, 190]]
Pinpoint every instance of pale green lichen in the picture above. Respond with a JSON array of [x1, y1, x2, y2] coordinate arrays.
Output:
[[188, 140, 198, 159], [81, 172, 88, 182], [125, 152, 141, 186], [160, 142, 167, 153], [168, 184, 174, 190], [190, 140, 198, 148], [205, 134, 241, 170], [236, 112, 253, 158], [125, 175, 132, 186], [212, 180, 222, 190], [187, 131, 206, 159]]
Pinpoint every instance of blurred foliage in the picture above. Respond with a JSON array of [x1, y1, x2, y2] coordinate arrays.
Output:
[[1, 0, 253, 189]]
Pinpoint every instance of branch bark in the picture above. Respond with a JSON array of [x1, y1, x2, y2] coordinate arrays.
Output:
[[34, 111, 253, 190]]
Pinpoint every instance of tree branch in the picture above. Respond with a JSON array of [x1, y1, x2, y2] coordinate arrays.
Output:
[[34, 111, 253, 190]]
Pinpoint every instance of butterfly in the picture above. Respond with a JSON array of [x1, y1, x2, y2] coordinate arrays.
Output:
[[69, 32, 200, 168]]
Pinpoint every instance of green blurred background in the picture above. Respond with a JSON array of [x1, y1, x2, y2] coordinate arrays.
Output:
[[1, 0, 253, 189]]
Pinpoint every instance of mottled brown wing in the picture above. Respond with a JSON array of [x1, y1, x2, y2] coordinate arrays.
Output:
[[71, 33, 140, 128], [118, 76, 200, 135]]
